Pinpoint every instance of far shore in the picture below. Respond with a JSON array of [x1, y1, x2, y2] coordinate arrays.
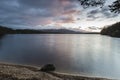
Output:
[[0, 62, 113, 80]]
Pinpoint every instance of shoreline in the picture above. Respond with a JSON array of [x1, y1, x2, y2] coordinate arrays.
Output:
[[0, 62, 113, 80]]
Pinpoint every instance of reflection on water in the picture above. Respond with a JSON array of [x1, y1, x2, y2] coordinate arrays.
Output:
[[0, 34, 120, 79]]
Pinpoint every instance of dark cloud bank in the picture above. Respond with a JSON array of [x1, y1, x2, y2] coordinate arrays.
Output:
[[0, 0, 119, 29]]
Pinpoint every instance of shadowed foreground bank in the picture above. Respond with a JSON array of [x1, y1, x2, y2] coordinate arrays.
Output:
[[0, 63, 112, 80]]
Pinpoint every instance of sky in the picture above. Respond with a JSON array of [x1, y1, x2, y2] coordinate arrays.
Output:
[[0, 0, 120, 32]]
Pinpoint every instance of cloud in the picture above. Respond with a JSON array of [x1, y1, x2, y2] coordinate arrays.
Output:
[[18, 0, 78, 17], [58, 16, 76, 23], [86, 6, 119, 21], [0, 0, 78, 28], [0, 0, 119, 29], [63, 9, 80, 15]]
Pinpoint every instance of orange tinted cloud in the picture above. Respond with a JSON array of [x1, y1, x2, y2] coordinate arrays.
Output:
[[63, 9, 80, 15], [54, 23, 63, 27], [59, 0, 72, 6], [57, 16, 76, 23], [34, 19, 53, 25]]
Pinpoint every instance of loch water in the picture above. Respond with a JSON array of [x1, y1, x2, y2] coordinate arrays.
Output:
[[0, 34, 120, 79]]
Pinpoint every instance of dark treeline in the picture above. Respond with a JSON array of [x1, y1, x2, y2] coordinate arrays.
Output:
[[0, 26, 14, 34], [0, 25, 99, 35], [0, 26, 13, 38], [0, 25, 81, 34], [101, 22, 120, 37]]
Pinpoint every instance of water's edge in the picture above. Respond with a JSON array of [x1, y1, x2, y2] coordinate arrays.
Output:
[[0, 62, 112, 80]]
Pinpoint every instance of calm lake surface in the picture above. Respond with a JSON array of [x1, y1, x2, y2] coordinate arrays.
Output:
[[0, 34, 120, 79]]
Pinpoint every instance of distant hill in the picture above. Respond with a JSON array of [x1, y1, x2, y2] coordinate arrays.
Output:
[[0, 26, 14, 34], [14, 29, 83, 34], [101, 22, 120, 37], [0, 25, 99, 34], [0, 26, 13, 38]]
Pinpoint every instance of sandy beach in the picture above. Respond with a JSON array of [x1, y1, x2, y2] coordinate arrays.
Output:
[[0, 63, 113, 80]]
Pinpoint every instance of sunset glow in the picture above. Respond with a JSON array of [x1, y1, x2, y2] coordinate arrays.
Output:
[[0, 0, 120, 32]]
